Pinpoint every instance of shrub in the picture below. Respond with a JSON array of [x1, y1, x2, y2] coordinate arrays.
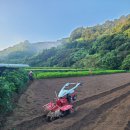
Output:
[[0, 69, 28, 115]]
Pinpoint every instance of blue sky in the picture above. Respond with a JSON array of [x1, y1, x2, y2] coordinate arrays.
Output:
[[0, 0, 130, 50]]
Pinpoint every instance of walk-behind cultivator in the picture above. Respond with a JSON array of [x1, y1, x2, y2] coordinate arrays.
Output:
[[43, 82, 81, 121]]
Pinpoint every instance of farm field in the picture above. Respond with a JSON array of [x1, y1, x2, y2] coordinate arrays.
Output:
[[3, 73, 130, 130]]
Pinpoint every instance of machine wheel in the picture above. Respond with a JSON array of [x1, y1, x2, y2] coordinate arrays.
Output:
[[46, 111, 56, 122], [66, 109, 71, 115], [46, 116, 55, 122], [61, 109, 71, 117]]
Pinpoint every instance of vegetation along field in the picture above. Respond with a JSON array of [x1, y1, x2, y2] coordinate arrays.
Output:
[[0, 68, 28, 127], [26, 67, 126, 79]]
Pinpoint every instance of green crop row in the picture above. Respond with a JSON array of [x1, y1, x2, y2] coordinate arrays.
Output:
[[26, 67, 72, 70], [35, 70, 126, 79], [26, 68, 88, 72]]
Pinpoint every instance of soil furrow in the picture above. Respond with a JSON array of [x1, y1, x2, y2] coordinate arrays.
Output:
[[8, 82, 130, 130], [3, 73, 130, 130], [11, 115, 46, 130], [125, 121, 130, 130], [76, 82, 130, 106], [63, 90, 130, 130]]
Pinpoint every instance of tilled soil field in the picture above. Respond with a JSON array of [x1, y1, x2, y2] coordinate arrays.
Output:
[[3, 73, 130, 130]]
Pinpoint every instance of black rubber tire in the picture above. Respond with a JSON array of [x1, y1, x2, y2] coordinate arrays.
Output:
[[61, 109, 71, 117], [46, 116, 54, 122]]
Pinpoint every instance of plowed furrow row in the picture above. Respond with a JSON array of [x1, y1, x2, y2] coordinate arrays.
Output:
[[76, 82, 130, 107], [7, 82, 130, 130], [125, 121, 130, 130], [63, 91, 130, 130]]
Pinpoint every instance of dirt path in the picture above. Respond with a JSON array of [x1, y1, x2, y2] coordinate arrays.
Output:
[[3, 73, 130, 130]]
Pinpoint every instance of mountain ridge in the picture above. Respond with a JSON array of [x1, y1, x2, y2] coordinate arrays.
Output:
[[0, 40, 61, 63], [27, 14, 130, 69], [0, 14, 130, 69]]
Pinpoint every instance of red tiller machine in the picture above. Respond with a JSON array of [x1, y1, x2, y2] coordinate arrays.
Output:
[[43, 83, 81, 121]]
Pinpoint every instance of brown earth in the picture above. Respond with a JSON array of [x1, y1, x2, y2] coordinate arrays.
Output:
[[2, 73, 130, 130]]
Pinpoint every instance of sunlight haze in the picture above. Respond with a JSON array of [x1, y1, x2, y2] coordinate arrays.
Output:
[[0, 0, 130, 50]]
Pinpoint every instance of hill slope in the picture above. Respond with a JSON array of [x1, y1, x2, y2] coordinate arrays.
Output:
[[27, 14, 130, 69], [0, 40, 61, 63]]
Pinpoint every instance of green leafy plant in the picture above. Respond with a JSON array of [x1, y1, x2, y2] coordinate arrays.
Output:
[[0, 69, 28, 115]]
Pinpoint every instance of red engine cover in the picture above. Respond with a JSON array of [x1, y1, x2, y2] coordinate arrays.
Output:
[[56, 98, 68, 106], [60, 105, 73, 111]]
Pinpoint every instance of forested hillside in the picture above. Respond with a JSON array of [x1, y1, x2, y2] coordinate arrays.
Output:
[[0, 40, 61, 63], [27, 14, 130, 70]]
